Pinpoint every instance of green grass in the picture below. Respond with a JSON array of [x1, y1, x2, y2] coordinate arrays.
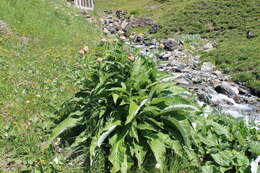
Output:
[[0, 0, 100, 172], [95, 0, 260, 94]]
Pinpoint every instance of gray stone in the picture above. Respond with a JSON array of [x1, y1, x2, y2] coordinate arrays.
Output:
[[209, 94, 235, 105], [159, 52, 172, 60], [175, 78, 190, 85], [201, 62, 215, 72], [121, 20, 129, 30], [215, 82, 239, 97]]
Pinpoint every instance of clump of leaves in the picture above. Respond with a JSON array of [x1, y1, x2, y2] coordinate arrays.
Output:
[[48, 44, 259, 172]]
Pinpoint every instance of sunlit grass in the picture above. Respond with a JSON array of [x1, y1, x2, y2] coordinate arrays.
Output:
[[0, 0, 100, 171]]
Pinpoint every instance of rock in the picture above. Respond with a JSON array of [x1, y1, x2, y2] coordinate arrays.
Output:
[[215, 82, 239, 97], [129, 18, 154, 28], [161, 39, 181, 51], [201, 62, 215, 72], [209, 93, 235, 105], [107, 26, 117, 34], [115, 10, 127, 19], [203, 42, 214, 51], [149, 45, 157, 49], [149, 24, 159, 34], [134, 35, 143, 42], [106, 15, 113, 19], [104, 10, 113, 15], [175, 78, 190, 85], [121, 20, 129, 30], [151, 39, 158, 45], [159, 52, 172, 60], [103, 28, 110, 34], [174, 64, 186, 72], [119, 35, 127, 41]]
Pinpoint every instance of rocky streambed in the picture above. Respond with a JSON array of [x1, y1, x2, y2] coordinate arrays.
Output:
[[92, 10, 260, 126]]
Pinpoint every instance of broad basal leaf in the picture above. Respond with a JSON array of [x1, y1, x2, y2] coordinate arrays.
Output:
[[147, 133, 167, 172], [130, 141, 147, 169], [90, 119, 121, 164], [108, 133, 132, 173], [49, 115, 82, 143], [125, 99, 148, 124], [163, 116, 193, 146]]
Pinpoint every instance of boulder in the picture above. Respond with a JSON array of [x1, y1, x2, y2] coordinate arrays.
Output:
[[215, 82, 239, 97]]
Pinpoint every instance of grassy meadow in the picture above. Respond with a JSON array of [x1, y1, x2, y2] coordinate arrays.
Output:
[[0, 0, 100, 172]]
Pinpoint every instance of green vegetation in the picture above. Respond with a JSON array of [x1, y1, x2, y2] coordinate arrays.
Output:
[[95, 0, 260, 94], [1, 0, 259, 172], [50, 43, 260, 173], [0, 0, 100, 172]]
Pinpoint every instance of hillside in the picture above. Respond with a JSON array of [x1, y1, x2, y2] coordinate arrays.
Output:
[[0, 0, 100, 172]]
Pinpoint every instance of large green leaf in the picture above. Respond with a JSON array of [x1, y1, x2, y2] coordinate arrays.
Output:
[[249, 141, 260, 155], [130, 141, 147, 169], [89, 119, 121, 164], [147, 133, 167, 172], [49, 115, 82, 143], [125, 99, 148, 124], [201, 166, 214, 173], [108, 133, 132, 173], [163, 116, 193, 146], [211, 150, 233, 167]]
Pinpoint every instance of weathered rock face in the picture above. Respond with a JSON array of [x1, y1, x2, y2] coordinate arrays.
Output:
[[100, 10, 260, 125]]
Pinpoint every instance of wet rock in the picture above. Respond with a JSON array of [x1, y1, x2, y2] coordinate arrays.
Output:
[[209, 93, 235, 105], [173, 64, 186, 72], [215, 82, 239, 97], [159, 52, 172, 60], [175, 77, 190, 85], [201, 62, 215, 72]]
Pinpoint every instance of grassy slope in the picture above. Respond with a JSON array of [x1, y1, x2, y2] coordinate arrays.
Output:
[[0, 0, 100, 172], [95, 0, 260, 94]]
